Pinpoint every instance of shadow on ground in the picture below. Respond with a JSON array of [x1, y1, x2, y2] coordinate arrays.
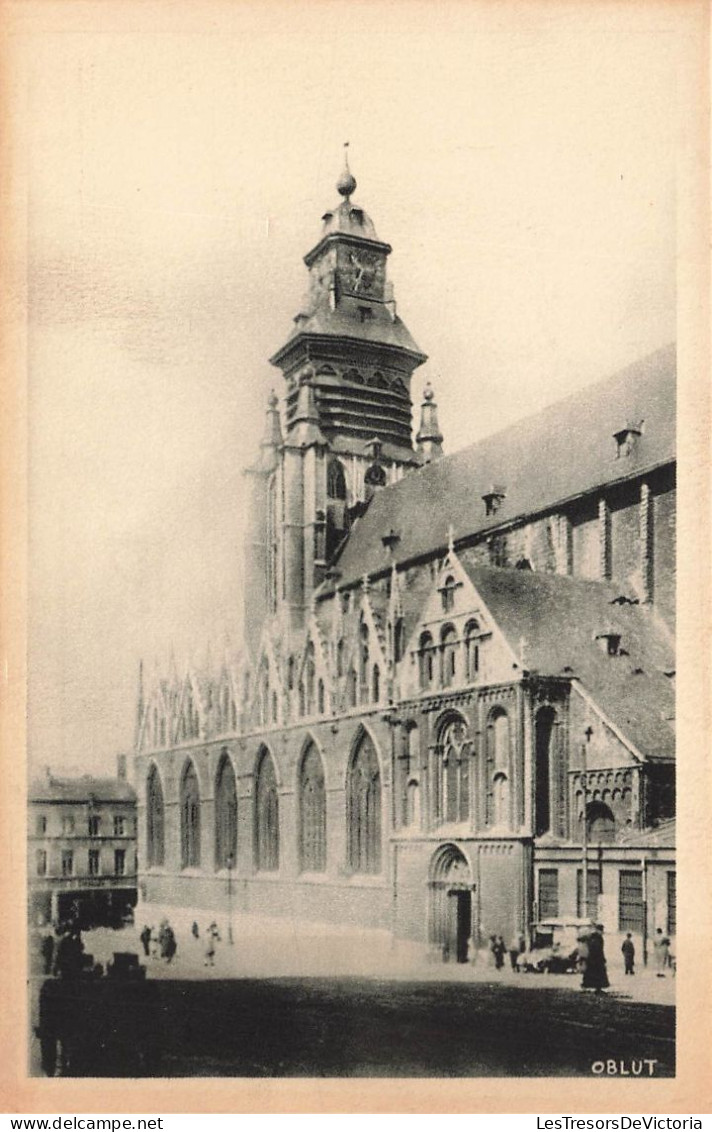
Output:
[[37, 976, 675, 1078]]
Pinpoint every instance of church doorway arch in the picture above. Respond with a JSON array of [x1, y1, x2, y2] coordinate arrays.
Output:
[[428, 843, 474, 963]]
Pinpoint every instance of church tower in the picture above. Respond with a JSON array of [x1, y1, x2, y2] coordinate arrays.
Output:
[[244, 152, 429, 652]]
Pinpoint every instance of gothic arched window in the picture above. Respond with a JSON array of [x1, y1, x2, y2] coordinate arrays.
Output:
[[347, 731, 382, 874], [534, 706, 556, 837], [348, 668, 358, 708], [431, 716, 471, 825], [180, 761, 201, 869], [147, 766, 165, 868], [464, 620, 481, 682], [254, 749, 279, 872], [299, 742, 326, 872], [372, 664, 380, 703], [586, 800, 616, 844], [317, 678, 325, 715], [214, 753, 237, 870], [336, 639, 345, 678], [327, 459, 347, 501], [486, 709, 510, 827], [419, 631, 435, 689], [440, 624, 458, 687]]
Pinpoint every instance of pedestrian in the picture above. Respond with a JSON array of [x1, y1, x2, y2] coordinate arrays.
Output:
[[487, 935, 498, 968], [164, 925, 177, 964], [40, 931, 55, 975], [494, 935, 506, 970], [621, 932, 635, 975], [191, 921, 200, 941], [653, 928, 670, 977], [508, 932, 523, 971], [581, 923, 609, 993], [158, 920, 170, 960], [204, 922, 219, 967], [139, 924, 151, 958]]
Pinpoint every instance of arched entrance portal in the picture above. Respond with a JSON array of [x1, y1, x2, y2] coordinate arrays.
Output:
[[428, 844, 473, 963]]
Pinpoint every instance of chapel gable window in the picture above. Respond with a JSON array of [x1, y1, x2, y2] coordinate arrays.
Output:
[[418, 631, 435, 690]]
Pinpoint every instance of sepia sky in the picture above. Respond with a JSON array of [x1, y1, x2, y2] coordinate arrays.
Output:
[[20, 0, 692, 775]]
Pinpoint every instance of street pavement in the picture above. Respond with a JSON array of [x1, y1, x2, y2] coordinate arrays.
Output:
[[28, 917, 675, 1077]]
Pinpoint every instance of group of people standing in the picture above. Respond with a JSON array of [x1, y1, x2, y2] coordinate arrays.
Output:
[[139, 920, 177, 963], [486, 933, 526, 971], [139, 919, 225, 967]]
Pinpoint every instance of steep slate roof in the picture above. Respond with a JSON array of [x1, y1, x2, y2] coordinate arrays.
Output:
[[465, 565, 675, 763], [331, 345, 675, 587], [274, 303, 426, 362], [30, 775, 137, 804]]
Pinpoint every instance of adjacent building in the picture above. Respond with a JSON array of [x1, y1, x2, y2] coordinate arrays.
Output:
[[134, 159, 675, 964], [29, 760, 138, 928]]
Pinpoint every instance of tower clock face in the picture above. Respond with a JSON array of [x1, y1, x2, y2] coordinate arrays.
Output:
[[342, 249, 384, 296]]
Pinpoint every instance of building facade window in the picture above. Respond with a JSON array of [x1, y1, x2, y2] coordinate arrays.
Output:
[[485, 708, 510, 827], [667, 871, 676, 936], [88, 849, 100, 876], [577, 868, 602, 920], [147, 766, 165, 868], [418, 631, 435, 690], [538, 869, 559, 918], [431, 715, 471, 825], [180, 761, 201, 869], [534, 706, 555, 837], [62, 816, 75, 837], [372, 664, 380, 703], [440, 624, 458, 687], [61, 850, 74, 877], [113, 815, 125, 837], [114, 849, 126, 877], [618, 870, 644, 933], [440, 575, 456, 613], [464, 620, 480, 682], [299, 742, 326, 873], [36, 849, 47, 877], [36, 814, 47, 836], [255, 749, 279, 872], [347, 731, 382, 874], [88, 815, 100, 837], [215, 753, 238, 871]]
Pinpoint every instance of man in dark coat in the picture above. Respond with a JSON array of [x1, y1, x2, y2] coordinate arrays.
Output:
[[40, 932, 55, 975], [582, 924, 609, 992], [621, 933, 635, 975], [139, 925, 151, 957]]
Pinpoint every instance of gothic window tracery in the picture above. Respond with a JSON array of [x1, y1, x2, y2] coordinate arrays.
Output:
[[299, 742, 326, 872], [430, 716, 471, 825], [147, 766, 165, 868], [464, 620, 481, 681], [255, 749, 279, 872], [180, 761, 201, 869], [347, 731, 382, 874], [214, 753, 237, 870]]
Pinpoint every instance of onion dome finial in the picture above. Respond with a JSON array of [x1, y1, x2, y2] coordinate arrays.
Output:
[[336, 141, 357, 199]]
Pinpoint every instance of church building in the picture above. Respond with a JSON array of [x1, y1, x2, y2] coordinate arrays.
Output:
[[134, 158, 676, 964]]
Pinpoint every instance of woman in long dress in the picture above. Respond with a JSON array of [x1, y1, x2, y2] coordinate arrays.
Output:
[[581, 924, 609, 992]]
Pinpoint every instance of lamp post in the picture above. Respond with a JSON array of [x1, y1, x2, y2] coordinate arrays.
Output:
[[226, 853, 234, 945], [581, 726, 593, 920]]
